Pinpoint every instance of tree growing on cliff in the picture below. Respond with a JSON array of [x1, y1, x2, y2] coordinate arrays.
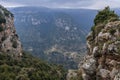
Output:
[[94, 6, 119, 25], [91, 6, 119, 38]]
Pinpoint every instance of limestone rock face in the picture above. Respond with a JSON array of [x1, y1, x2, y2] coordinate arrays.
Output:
[[80, 21, 120, 80], [0, 5, 22, 57]]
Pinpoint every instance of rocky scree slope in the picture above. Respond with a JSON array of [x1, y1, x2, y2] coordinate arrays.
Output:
[[80, 7, 120, 80], [0, 5, 22, 57]]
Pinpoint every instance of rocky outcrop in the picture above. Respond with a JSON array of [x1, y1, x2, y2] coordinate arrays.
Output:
[[81, 21, 120, 80], [0, 5, 22, 57], [80, 7, 120, 80]]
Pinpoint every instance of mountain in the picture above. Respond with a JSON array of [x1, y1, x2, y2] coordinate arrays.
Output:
[[10, 7, 97, 69], [77, 7, 120, 80], [0, 5, 66, 80]]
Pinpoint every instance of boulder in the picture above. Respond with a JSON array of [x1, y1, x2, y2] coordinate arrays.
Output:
[[82, 57, 96, 74], [98, 69, 110, 78], [114, 73, 120, 80], [110, 68, 119, 79]]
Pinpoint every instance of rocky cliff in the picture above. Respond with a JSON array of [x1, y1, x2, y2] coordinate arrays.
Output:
[[0, 5, 22, 57], [80, 7, 120, 80], [0, 5, 66, 80]]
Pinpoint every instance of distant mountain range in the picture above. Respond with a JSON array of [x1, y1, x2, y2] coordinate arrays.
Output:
[[0, 5, 66, 80], [9, 7, 98, 69], [9, 7, 120, 69]]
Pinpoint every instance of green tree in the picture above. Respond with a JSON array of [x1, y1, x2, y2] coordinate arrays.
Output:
[[94, 6, 119, 25]]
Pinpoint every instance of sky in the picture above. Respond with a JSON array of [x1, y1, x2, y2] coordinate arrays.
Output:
[[0, 0, 120, 9]]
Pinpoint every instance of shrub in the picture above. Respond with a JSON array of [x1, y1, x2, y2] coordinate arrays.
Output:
[[91, 26, 96, 38], [91, 7, 119, 39], [2, 8, 11, 17], [0, 52, 66, 80], [1, 36, 6, 41], [0, 17, 6, 24], [0, 25, 4, 32], [94, 6, 119, 25], [0, 12, 6, 24], [95, 24, 105, 35], [109, 29, 116, 35], [12, 41, 18, 48]]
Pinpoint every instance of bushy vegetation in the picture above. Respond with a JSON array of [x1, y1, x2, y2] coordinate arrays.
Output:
[[0, 25, 4, 32], [109, 29, 116, 35], [91, 7, 119, 38], [0, 5, 13, 17], [0, 14, 6, 24], [0, 52, 66, 80], [94, 6, 119, 25], [12, 41, 18, 48], [0, 5, 14, 24], [0, 8, 6, 24]]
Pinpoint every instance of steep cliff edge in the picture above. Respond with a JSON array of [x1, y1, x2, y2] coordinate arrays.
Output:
[[0, 5, 66, 80], [80, 7, 120, 80], [0, 5, 22, 57]]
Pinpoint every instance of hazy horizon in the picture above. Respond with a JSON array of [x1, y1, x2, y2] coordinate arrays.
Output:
[[0, 0, 120, 10]]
